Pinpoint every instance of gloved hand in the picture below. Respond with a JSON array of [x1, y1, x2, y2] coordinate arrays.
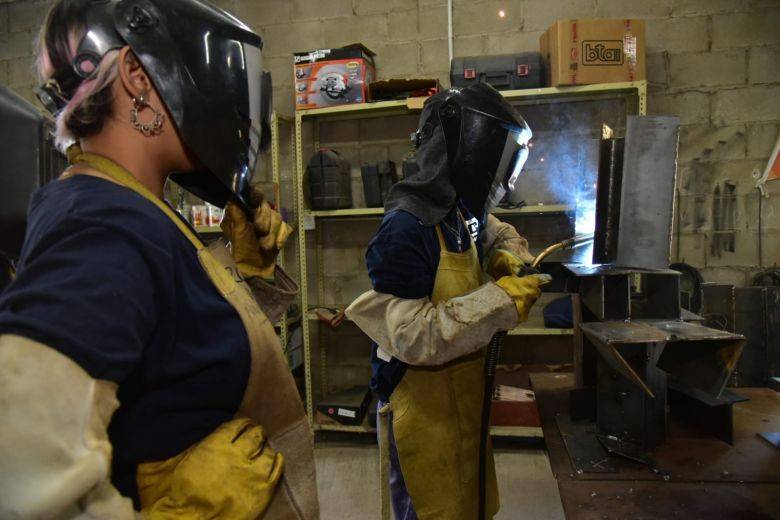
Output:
[[485, 249, 528, 279], [221, 188, 292, 283], [495, 274, 550, 323], [138, 418, 284, 519]]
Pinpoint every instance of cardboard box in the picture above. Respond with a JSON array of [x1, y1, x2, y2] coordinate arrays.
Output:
[[293, 44, 375, 110], [540, 19, 645, 87]]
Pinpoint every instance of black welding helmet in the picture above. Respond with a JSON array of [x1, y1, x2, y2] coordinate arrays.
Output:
[[35, 0, 272, 209], [412, 83, 532, 218]]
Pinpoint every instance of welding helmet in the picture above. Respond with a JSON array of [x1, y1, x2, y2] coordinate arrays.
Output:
[[412, 83, 532, 218], [35, 0, 272, 209]]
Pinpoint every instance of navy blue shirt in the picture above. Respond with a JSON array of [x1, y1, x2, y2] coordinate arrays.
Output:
[[0, 176, 251, 504], [366, 205, 484, 402]]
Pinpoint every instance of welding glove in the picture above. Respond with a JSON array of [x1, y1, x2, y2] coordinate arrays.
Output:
[[485, 249, 529, 279], [221, 188, 292, 283], [495, 274, 548, 323], [137, 418, 283, 519]]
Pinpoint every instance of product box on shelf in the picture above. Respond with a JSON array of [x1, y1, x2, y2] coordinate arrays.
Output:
[[293, 44, 376, 110], [540, 19, 646, 86]]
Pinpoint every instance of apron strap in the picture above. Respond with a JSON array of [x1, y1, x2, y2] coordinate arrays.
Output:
[[65, 149, 205, 252]]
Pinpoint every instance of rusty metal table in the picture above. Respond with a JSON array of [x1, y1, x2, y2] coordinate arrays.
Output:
[[530, 372, 780, 519]]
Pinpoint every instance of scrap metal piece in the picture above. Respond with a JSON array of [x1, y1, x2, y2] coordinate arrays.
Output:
[[593, 136, 624, 264], [654, 320, 745, 399], [596, 433, 657, 467], [758, 432, 780, 449], [556, 414, 616, 474], [668, 377, 748, 445]]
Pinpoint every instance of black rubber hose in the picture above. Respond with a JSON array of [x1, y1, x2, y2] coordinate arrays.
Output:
[[479, 330, 506, 520]]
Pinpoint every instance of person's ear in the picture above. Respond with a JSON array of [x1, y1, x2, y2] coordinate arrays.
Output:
[[117, 46, 152, 100]]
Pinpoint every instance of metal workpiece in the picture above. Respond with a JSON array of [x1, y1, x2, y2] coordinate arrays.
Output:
[[667, 377, 748, 445], [591, 116, 680, 269]]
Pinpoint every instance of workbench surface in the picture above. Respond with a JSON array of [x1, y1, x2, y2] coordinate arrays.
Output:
[[530, 372, 780, 519]]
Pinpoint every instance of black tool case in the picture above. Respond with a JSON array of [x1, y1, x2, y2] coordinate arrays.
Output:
[[450, 53, 544, 90], [361, 161, 398, 207], [306, 149, 352, 210], [317, 387, 372, 426]]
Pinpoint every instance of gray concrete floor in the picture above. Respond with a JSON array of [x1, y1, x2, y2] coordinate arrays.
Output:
[[315, 442, 565, 519]]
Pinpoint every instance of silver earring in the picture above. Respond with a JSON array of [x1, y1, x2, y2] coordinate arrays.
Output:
[[130, 93, 164, 137]]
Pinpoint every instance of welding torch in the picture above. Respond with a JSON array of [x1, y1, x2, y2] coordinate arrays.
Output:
[[478, 232, 595, 520]]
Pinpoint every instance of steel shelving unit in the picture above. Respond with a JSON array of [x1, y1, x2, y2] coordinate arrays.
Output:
[[294, 81, 648, 434]]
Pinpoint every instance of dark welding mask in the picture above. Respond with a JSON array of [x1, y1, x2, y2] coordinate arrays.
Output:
[[413, 83, 532, 218], [35, 0, 272, 209]]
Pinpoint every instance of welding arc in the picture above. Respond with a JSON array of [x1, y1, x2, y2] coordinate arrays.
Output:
[[531, 233, 595, 268]]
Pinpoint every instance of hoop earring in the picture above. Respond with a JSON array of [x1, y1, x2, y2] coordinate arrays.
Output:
[[130, 92, 164, 137]]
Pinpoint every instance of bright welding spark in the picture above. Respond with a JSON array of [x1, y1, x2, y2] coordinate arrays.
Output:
[[498, 9, 506, 18]]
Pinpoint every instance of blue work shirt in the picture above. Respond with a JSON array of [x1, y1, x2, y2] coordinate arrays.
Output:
[[366, 205, 484, 402], [0, 176, 251, 505]]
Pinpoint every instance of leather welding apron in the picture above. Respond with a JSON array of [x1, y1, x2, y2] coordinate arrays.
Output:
[[391, 225, 499, 520], [62, 150, 317, 520]]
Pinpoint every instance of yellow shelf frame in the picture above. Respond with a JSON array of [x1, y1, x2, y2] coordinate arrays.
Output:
[[315, 421, 543, 439], [295, 81, 647, 424]]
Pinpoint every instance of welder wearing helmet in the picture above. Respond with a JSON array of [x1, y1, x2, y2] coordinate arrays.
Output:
[[346, 83, 545, 519], [0, 1, 318, 518]]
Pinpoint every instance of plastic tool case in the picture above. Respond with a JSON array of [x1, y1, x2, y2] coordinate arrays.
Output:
[[361, 161, 398, 207], [306, 149, 352, 210], [450, 53, 544, 90]]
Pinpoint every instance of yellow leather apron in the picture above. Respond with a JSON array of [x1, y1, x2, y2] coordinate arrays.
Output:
[[391, 225, 499, 520], [62, 151, 317, 519]]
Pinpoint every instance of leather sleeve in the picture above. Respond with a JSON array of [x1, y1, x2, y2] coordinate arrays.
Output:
[[481, 214, 535, 264], [0, 335, 139, 519], [345, 283, 518, 367]]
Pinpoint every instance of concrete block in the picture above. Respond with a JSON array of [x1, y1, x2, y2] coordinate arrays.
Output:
[[273, 90, 294, 119], [671, 0, 756, 16], [699, 267, 750, 285], [387, 9, 419, 42], [595, 0, 673, 18], [670, 50, 746, 90], [749, 45, 780, 84], [745, 191, 780, 232], [420, 37, 448, 75], [677, 161, 716, 195], [357, 143, 389, 164], [264, 55, 293, 87], [712, 10, 780, 50], [419, 5, 448, 40], [747, 123, 779, 159], [0, 30, 34, 61], [234, 0, 291, 24], [648, 91, 710, 126], [711, 159, 767, 195], [7, 0, 48, 33], [679, 125, 747, 164], [706, 229, 760, 269], [520, 0, 596, 32], [646, 16, 710, 54], [453, 0, 523, 37], [372, 40, 419, 79], [293, 0, 353, 21], [484, 29, 543, 55], [0, 3, 8, 34], [713, 85, 780, 126], [319, 120, 360, 144], [7, 55, 33, 87], [260, 20, 324, 56], [322, 14, 387, 49], [0, 61, 8, 85], [453, 34, 486, 57], [677, 191, 710, 232], [674, 232, 706, 266], [646, 51, 668, 87], [359, 114, 417, 139], [355, 0, 417, 16]]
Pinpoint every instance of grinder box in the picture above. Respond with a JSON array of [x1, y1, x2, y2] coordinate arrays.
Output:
[[293, 44, 376, 111], [540, 19, 645, 86]]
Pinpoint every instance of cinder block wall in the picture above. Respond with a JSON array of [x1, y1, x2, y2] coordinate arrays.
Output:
[[1, 0, 779, 286]]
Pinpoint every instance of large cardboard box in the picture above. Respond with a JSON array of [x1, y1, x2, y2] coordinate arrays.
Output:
[[540, 19, 645, 87], [293, 44, 375, 111]]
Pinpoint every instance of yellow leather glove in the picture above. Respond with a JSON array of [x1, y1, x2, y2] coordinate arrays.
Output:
[[485, 249, 527, 279], [221, 188, 293, 283], [138, 418, 284, 519], [495, 274, 549, 323]]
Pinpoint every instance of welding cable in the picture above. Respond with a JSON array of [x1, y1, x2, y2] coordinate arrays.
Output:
[[531, 233, 595, 269], [479, 330, 506, 520]]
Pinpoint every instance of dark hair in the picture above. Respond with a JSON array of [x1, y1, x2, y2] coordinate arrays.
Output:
[[38, 0, 118, 146]]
